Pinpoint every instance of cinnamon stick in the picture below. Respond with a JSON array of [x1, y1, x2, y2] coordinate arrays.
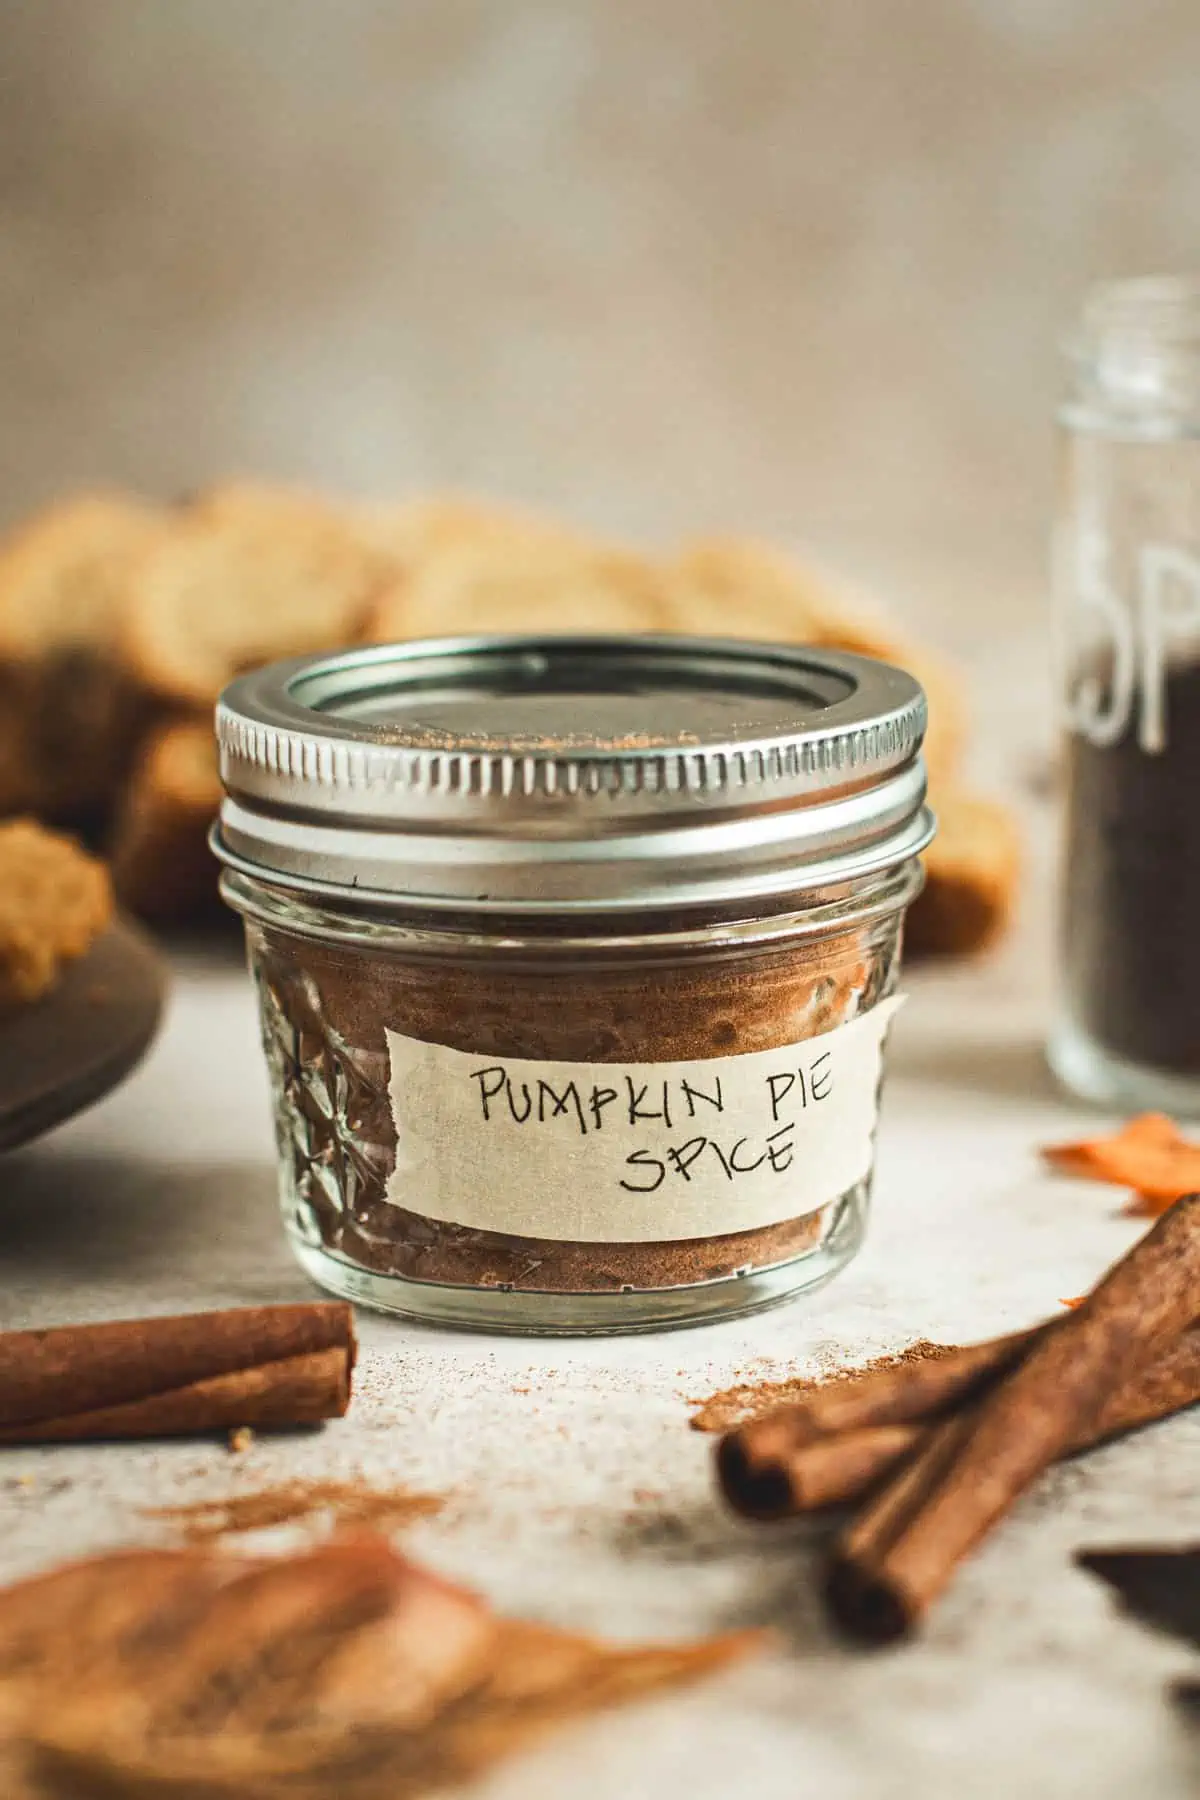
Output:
[[0, 1304, 356, 1442], [826, 1192, 1200, 1642], [714, 1325, 1044, 1515], [719, 1327, 1200, 1518], [720, 1423, 921, 1518]]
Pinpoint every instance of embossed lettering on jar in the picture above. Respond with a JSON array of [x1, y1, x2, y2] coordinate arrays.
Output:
[[214, 635, 933, 1334]]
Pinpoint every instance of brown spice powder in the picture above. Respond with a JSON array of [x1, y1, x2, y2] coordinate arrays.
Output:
[[249, 911, 900, 1295], [688, 1339, 964, 1433], [144, 1480, 444, 1542]]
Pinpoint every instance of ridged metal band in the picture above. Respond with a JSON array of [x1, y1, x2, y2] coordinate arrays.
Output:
[[216, 701, 925, 802], [213, 635, 933, 911]]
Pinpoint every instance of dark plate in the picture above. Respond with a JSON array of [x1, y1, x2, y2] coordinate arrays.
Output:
[[0, 917, 167, 1151]]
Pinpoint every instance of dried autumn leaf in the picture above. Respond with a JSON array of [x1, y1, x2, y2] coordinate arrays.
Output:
[[0, 1547, 235, 1695], [1042, 1113, 1200, 1208], [1042, 1112, 1178, 1180], [0, 1536, 761, 1799]]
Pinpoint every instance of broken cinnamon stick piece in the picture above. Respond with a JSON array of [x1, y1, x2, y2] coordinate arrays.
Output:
[[825, 1192, 1200, 1643], [720, 1423, 923, 1517], [0, 1304, 355, 1443], [719, 1327, 1200, 1519]]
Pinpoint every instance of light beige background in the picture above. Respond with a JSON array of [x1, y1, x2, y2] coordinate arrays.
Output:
[[2, 0, 1199, 656]]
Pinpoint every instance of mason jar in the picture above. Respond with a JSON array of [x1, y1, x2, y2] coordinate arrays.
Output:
[[213, 635, 932, 1334], [1050, 276, 1200, 1115]]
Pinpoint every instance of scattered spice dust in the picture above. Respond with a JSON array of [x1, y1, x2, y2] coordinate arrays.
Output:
[[144, 1480, 445, 1542], [2, 1476, 71, 1500], [687, 1340, 965, 1433]]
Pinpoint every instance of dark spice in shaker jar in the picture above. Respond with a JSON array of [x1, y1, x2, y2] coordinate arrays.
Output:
[[1063, 659, 1200, 1076], [249, 914, 899, 1295]]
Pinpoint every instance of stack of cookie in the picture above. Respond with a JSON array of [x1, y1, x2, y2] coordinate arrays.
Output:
[[0, 484, 1019, 953], [0, 820, 112, 1011]]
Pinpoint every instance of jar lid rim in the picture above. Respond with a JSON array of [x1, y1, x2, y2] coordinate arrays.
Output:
[[214, 634, 931, 909]]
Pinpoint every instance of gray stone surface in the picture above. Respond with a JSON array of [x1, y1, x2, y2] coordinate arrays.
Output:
[[0, 871, 1196, 1798]]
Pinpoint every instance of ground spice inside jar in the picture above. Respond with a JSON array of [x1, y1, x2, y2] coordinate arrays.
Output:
[[248, 911, 901, 1300]]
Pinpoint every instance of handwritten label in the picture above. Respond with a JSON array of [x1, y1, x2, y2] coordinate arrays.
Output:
[[384, 997, 902, 1242]]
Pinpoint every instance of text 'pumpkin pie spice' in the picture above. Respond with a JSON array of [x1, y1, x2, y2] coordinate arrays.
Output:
[[215, 634, 933, 1334]]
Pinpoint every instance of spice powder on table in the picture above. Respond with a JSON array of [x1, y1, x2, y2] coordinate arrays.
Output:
[[688, 1340, 965, 1433]]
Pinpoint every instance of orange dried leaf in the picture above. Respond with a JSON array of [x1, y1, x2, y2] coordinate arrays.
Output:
[[1060, 1296, 1086, 1309], [1041, 1114, 1200, 1204]]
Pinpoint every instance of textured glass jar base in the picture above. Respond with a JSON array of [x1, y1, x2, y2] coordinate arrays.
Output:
[[1047, 1014, 1200, 1119], [287, 1184, 868, 1336]]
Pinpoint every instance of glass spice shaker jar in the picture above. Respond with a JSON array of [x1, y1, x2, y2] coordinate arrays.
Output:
[[1050, 276, 1200, 1116], [214, 634, 932, 1334]]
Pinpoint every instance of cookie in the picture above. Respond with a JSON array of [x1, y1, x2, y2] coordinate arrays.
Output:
[[369, 540, 675, 642], [110, 719, 223, 922], [120, 489, 393, 706], [668, 537, 966, 785], [186, 479, 354, 530], [0, 819, 113, 1009], [906, 790, 1022, 958], [358, 493, 594, 570], [669, 537, 844, 643], [0, 493, 165, 817]]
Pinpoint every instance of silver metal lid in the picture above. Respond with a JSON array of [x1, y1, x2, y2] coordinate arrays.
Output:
[[213, 635, 932, 914]]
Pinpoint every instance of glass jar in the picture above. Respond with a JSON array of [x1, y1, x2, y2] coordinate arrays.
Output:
[[214, 635, 932, 1334], [1050, 276, 1200, 1115]]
